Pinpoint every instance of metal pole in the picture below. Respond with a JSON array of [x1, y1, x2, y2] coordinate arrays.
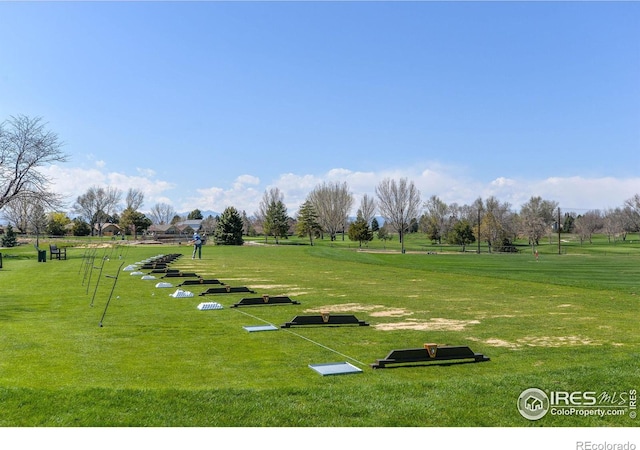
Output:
[[89, 256, 107, 307], [99, 262, 125, 327], [82, 249, 97, 286], [558, 207, 562, 255], [477, 207, 481, 254]]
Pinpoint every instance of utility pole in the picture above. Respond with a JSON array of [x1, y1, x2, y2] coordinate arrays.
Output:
[[477, 207, 481, 254], [558, 207, 562, 255]]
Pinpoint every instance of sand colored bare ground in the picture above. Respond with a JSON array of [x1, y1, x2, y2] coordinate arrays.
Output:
[[475, 314, 516, 320], [304, 303, 413, 317], [214, 277, 262, 282], [76, 243, 113, 248], [370, 309, 413, 318], [469, 335, 599, 349], [481, 338, 520, 349], [374, 318, 480, 332], [519, 336, 597, 347], [304, 303, 388, 313], [249, 286, 309, 297], [244, 284, 294, 290]]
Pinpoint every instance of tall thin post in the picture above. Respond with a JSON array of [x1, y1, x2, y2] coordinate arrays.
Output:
[[477, 207, 481, 254], [90, 256, 107, 307], [78, 248, 89, 275], [558, 207, 562, 255], [82, 249, 97, 286], [99, 261, 125, 327]]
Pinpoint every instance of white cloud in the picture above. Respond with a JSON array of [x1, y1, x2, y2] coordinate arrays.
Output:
[[530, 176, 639, 211], [41, 161, 640, 219], [40, 165, 176, 213], [181, 182, 262, 215], [479, 175, 640, 211], [236, 174, 260, 185], [234, 167, 640, 217], [136, 168, 157, 178]]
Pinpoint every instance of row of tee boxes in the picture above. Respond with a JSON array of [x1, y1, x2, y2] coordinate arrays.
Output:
[[123, 253, 490, 374]]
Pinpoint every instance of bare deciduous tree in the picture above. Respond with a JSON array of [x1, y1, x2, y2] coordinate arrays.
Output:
[[0, 115, 67, 210], [148, 202, 177, 225], [359, 194, 376, 227], [518, 196, 558, 248], [422, 195, 450, 244], [624, 194, 640, 231], [308, 181, 354, 241], [574, 210, 604, 244], [201, 215, 217, 235], [602, 208, 624, 242], [73, 186, 122, 236], [28, 200, 48, 247], [375, 177, 421, 253], [125, 188, 145, 211], [1, 196, 30, 233], [480, 196, 515, 252]]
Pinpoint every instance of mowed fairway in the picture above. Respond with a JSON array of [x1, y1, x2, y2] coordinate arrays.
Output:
[[0, 242, 638, 426]]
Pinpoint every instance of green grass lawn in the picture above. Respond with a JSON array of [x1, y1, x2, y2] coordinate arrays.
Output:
[[0, 237, 638, 427]]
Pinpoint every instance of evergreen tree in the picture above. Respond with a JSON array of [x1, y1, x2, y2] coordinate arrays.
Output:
[[1, 225, 18, 247], [409, 217, 419, 233], [213, 207, 244, 245], [371, 217, 379, 233], [563, 213, 575, 234], [188, 209, 203, 220], [263, 200, 289, 244], [296, 200, 321, 246], [348, 211, 373, 248]]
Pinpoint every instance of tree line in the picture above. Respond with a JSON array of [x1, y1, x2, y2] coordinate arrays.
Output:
[[252, 181, 640, 253], [2, 115, 640, 249]]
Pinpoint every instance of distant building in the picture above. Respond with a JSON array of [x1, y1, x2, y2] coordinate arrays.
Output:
[[147, 220, 204, 242], [95, 223, 122, 236]]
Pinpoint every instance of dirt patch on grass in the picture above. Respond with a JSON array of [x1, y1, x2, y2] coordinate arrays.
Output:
[[305, 303, 390, 313], [470, 335, 598, 349], [304, 303, 413, 317], [374, 318, 480, 332], [76, 243, 113, 248], [304, 304, 484, 329], [370, 309, 412, 317], [519, 336, 598, 347], [247, 284, 294, 290], [480, 338, 519, 349]]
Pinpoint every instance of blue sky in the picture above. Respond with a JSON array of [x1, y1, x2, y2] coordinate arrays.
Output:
[[1, 1, 638, 217]]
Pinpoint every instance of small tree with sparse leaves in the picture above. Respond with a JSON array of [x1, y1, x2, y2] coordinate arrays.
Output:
[[348, 211, 373, 248]]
